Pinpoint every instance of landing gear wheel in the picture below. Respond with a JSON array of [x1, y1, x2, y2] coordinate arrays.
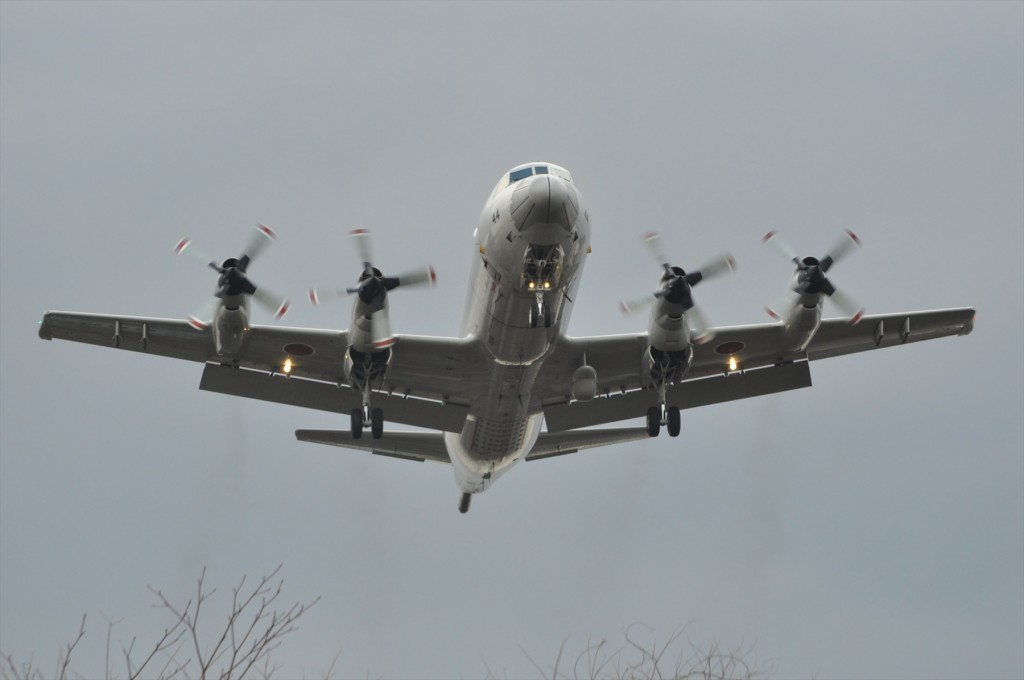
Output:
[[528, 306, 537, 328], [351, 408, 363, 439], [667, 406, 681, 437], [543, 303, 552, 328], [646, 406, 661, 437], [371, 407, 384, 439]]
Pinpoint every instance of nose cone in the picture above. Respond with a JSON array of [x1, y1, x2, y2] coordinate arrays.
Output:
[[511, 175, 579, 244]]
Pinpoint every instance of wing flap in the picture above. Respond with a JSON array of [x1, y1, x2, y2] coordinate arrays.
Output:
[[200, 363, 468, 433], [544, 360, 812, 431], [294, 430, 450, 464]]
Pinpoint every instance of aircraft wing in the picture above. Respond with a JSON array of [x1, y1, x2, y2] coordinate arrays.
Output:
[[542, 307, 974, 431], [38, 312, 484, 428]]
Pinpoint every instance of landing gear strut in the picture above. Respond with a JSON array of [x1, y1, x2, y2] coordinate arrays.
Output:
[[646, 379, 681, 438], [459, 493, 472, 514], [350, 371, 385, 440]]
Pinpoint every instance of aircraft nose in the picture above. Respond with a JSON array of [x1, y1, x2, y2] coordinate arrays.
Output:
[[511, 174, 579, 243]]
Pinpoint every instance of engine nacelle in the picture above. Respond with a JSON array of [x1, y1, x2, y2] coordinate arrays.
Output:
[[212, 305, 249, 357], [343, 345, 392, 386], [641, 345, 691, 388], [780, 301, 822, 354], [571, 365, 598, 401]]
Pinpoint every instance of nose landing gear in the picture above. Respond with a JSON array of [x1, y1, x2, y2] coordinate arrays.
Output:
[[459, 493, 472, 514]]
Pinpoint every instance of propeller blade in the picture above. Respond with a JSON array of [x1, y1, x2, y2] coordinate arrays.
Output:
[[252, 286, 290, 319], [186, 296, 221, 331], [174, 238, 220, 271], [642, 231, 672, 271], [307, 287, 348, 306], [619, 295, 655, 316], [688, 304, 716, 344], [827, 287, 865, 324], [240, 223, 277, 266], [691, 253, 736, 284], [395, 266, 437, 289], [822, 229, 860, 271], [762, 230, 800, 263], [350, 229, 374, 271], [765, 290, 801, 320]]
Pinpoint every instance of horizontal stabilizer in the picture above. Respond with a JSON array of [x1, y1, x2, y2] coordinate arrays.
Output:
[[295, 429, 450, 464], [527, 427, 652, 461]]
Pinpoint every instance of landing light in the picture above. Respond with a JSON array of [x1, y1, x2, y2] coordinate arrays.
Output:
[[282, 358, 293, 374], [543, 281, 551, 290], [528, 281, 535, 290], [728, 357, 738, 372]]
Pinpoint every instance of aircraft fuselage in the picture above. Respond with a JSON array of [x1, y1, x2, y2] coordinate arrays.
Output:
[[444, 163, 590, 493]]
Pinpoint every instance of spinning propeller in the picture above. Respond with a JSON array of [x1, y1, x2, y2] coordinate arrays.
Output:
[[175, 224, 290, 330], [762, 229, 864, 323], [308, 229, 436, 348], [619, 231, 735, 344]]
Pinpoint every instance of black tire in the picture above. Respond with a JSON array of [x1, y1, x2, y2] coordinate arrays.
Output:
[[351, 408, 363, 439], [667, 406, 681, 437], [543, 304, 552, 328], [529, 307, 538, 328], [371, 407, 384, 439], [646, 406, 661, 437]]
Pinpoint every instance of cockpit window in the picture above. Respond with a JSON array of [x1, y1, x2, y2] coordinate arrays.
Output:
[[534, 166, 549, 175], [509, 167, 533, 183]]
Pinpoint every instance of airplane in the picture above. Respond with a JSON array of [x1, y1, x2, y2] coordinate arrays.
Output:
[[38, 162, 975, 513]]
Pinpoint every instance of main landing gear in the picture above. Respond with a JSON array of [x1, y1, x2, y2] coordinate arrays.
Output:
[[646, 404, 681, 438], [459, 492, 472, 514], [350, 406, 384, 440], [646, 378, 681, 438]]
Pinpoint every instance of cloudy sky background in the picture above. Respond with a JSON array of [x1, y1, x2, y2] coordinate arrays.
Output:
[[2, 2, 1021, 678]]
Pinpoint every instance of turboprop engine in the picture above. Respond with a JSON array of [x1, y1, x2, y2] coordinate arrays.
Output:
[[619, 232, 735, 437], [174, 224, 290, 357], [309, 229, 436, 439]]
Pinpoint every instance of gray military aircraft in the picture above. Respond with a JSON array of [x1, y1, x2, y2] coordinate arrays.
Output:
[[39, 162, 974, 513]]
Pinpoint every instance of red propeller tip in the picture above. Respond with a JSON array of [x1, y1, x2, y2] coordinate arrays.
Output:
[[428, 266, 437, 285], [642, 232, 658, 241], [762, 230, 777, 243], [849, 309, 865, 325], [726, 255, 737, 271], [256, 224, 277, 239], [187, 316, 208, 331], [350, 228, 368, 236], [274, 300, 290, 320], [845, 229, 861, 245], [175, 238, 191, 254], [372, 337, 396, 349], [308, 288, 319, 306], [764, 306, 782, 320]]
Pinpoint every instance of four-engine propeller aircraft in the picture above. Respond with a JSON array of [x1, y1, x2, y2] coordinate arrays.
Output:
[[39, 162, 975, 513]]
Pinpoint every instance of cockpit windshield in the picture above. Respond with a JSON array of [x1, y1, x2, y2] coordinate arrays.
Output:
[[490, 163, 573, 201]]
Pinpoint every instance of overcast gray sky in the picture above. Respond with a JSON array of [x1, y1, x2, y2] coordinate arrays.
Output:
[[2, 1, 1022, 678]]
